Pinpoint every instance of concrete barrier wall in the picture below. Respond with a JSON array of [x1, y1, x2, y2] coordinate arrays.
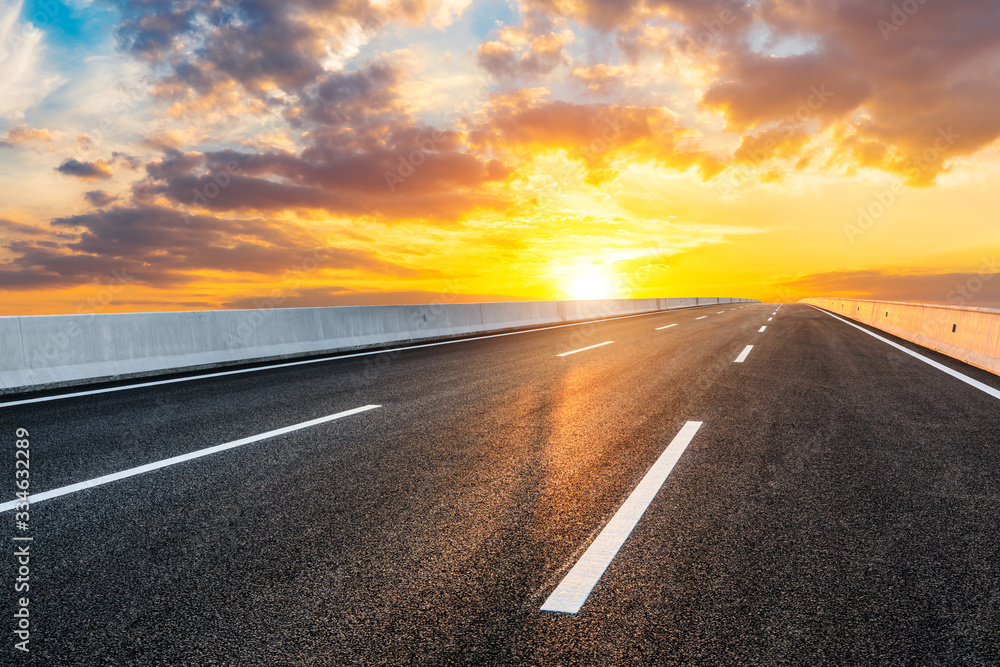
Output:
[[1, 296, 757, 394], [801, 297, 1000, 375], [0, 319, 31, 391]]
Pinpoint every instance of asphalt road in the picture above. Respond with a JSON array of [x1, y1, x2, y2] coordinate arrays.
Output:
[[4, 302, 1000, 665]]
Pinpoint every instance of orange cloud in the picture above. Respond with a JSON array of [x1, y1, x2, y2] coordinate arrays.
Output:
[[0, 203, 435, 292], [0, 125, 52, 147], [470, 92, 724, 180], [700, 1, 1000, 184], [569, 63, 629, 94], [733, 127, 812, 165], [477, 31, 569, 79], [778, 269, 1000, 307], [701, 56, 868, 132]]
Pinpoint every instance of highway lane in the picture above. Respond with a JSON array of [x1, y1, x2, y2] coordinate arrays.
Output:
[[0, 304, 756, 493], [4, 303, 1000, 664]]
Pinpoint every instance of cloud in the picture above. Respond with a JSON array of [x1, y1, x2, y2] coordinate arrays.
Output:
[[780, 268, 1000, 306], [112, 0, 438, 115], [285, 59, 404, 127], [0, 1, 65, 119], [136, 146, 509, 221], [469, 92, 724, 180], [569, 63, 629, 95], [477, 31, 568, 79], [134, 105, 512, 222], [476, 12, 571, 80], [701, 0, 1000, 184], [431, 0, 474, 28], [0, 218, 63, 240], [0, 125, 53, 147], [55, 158, 113, 180], [511, 0, 1000, 185], [83, 190, 118, 207], [521, 0, 643, 30], [0, 204, 430, 290], [733, 127, 812, 165], [523, 0, 757, 32], [701, 56, 869, 131], [122, 56, 513, 222], [111, 151, 142, 169]]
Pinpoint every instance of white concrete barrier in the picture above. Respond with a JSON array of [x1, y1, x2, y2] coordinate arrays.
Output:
[[480, 301, 562, 330], [801, 297, 1000, 376], [0, 296, 758, 394], [0, 318, 31, 391]]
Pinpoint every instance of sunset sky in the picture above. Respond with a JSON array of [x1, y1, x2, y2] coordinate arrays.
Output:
[[2, 0, 1000, 315]]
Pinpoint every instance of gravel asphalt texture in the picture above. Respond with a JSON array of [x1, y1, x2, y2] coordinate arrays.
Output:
[[3, 303, 1000, 665]]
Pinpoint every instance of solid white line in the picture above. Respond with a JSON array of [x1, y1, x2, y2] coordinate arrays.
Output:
[[758, 326, 767, 333], [809, 306, 1000, 401], [696, 316, 708, 320], [655, 324, 677, 331], [0, 404, 381, 513], [734, 345, 754, 363], [1, 307, 718, 408], [540, 421, 703, 614], [557, 341, 614, 357]]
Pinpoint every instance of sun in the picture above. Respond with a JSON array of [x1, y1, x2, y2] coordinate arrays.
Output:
[[565, 267, 614, 300]]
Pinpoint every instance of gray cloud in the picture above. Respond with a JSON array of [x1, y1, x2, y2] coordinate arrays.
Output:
[[113, 0, 394, 109], [780, 269, 1000, 306], [84, 190, 119, 207], [55, 159, 113, 180], [0, 204, 429, 290]]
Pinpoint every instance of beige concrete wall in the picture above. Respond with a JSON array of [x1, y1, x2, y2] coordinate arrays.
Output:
[[801, 297, 1000, 375], [1, 297, 757, 394]]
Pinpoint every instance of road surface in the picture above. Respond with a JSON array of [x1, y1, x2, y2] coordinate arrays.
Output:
[[4, 303, 1000, 665]]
